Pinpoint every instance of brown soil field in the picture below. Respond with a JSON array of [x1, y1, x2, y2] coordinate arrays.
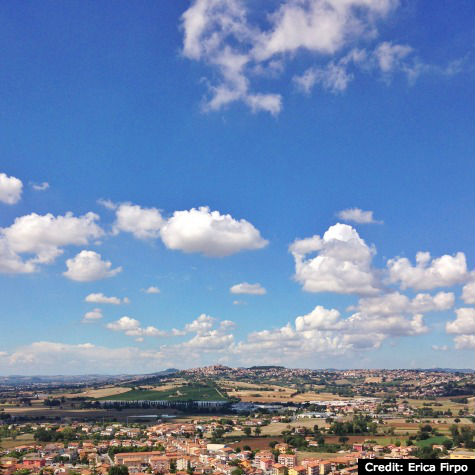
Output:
[[222, 381, 270, 389], [0, 433, 36, 449], [365, 377, 382, 383], [383, 418, 473, 434], [227, 419, 328, 438], [141, 382, 185, 391], [222, 379, 347, 403], [59, 386, 132, 399], [56, 380, 186, 399], [401, 398, 471, 413]]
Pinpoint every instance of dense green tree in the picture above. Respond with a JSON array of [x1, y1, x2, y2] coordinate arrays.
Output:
[[108, 465, 129, 475]]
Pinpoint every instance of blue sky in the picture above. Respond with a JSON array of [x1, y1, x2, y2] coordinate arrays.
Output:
[[0, 0, 473, 374]]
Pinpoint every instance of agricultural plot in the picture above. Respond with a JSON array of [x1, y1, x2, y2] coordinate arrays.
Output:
[[59, 386, 132, 399], [98, 384, 227, 401], [0, 433, 36, 449], [221, 380, 347, 403], [403, 397, 472, 413], [415, 436, 449, 447]]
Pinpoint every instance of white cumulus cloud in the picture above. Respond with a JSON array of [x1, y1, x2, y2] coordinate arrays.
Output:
[[0, 172, 23, 204], [295, 306, 343, 331], [63, 250, 121, 282], [236, 297, 433, 364], [290, 223, 380, 295], [104, 313, 236, 351], [2, 212, 103, 265], [106, 202, 267, 258], [106, 316, 167, 339], [446, 308, 475, 335], [446, 307, 475, 351], [169, 315, 236, 353], [461, 274, 475, 304], [0, 238, 36, 274], [184, 314, 215, 334], [113, 202, 165, 239], [453, 334, 475, 350], [354, 291, 454, 316], [160, 206, 268, 257], [0, 211, 104, 274], [82, 308, 103, 322], [344, 312, 428, 338], [387, 251, 469, 290]]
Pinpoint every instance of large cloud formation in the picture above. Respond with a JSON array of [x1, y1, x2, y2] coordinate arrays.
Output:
[[0, 291, 465, 374], [109, 203, 268, 257], [106, 316, 167, 340], [160, 206, 268, 257], [235, 299, 431, 365], [180, 0, 456, 114], [0, 212, 104, 274], [290, 223, 380, 295], [387, 251, 469, 290], [353, 291, 454, 315]]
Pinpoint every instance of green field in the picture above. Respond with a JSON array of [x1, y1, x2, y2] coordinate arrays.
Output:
[[415, 436, 449, 448], [98, 385, 227, 401]]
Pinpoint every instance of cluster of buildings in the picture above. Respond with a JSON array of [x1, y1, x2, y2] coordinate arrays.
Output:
[[232, 397, 416, 420], [112, 443, 347, 475], [2, 415, 473, 475], [339, 370, 473, 399]]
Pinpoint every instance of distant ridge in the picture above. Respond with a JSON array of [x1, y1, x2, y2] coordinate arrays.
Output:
[[417, 368, 474, 374], [1, 366, 473, 385]]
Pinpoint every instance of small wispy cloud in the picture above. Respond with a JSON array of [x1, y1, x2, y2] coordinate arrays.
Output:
[[31, 181, 50, 191], [230, 282, 266, 295]]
